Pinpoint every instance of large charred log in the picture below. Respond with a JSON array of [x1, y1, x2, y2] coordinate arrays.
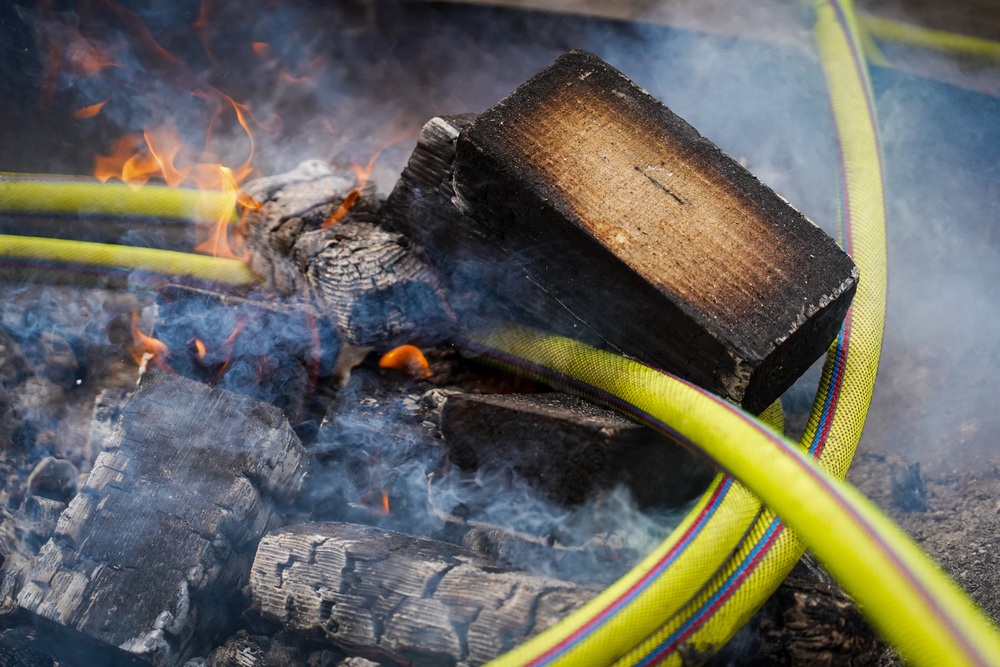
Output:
[[446, 50, 857, 413], [249, 522, 600, 667], [11, 370, 306, 667]]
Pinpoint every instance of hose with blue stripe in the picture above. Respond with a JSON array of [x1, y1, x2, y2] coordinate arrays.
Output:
[[3, 0, 1000, 664]]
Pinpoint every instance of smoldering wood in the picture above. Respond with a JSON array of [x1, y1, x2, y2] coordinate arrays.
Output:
[[436, 390, 714, 509], [241, 159, 370, 298], [14, 370, 307, 667], [250, 522, 600, 667], [154, 284, 339, 422], [382, 116, 593, 341], [240, 160, 451, 349], [450, 50, 859, 413], [295, 221, 451, 348]]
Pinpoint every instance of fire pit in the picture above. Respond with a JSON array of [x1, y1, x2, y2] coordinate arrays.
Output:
[[2, 2, 1000, 666]]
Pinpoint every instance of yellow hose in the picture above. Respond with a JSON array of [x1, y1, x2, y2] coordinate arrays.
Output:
[[0, 234, 257, 286], [860, 12, 1000, 62], [0, 173, 237, 223], [467, 326, 1000, 666]]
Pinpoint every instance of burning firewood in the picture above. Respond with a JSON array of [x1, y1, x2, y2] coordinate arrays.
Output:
[[398, 50, 857, 413], [11, 370, 307, 667], [249, 522, 600, 667], [241, 160, 450, 349]]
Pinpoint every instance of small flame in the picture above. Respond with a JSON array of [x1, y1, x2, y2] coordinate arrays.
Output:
[[214, 321, 246, 380], [73, 100, 108, 119], [193, 338, 207, 361], [321, 136, 403, 229], [380, 490, 391, 515], [128, 309, 170, 372], [378, 344, 432, 379], [193, 165, 251, 260]]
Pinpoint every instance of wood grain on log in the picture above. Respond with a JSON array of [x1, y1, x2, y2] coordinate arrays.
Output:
[[14, 370, 306, 667], [250, 522, 599, 667], [241, 161, 450, 349], [438, 391, 714, 508], [451, 50, 858, 413]]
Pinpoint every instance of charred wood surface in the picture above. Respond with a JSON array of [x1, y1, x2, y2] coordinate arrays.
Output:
[[383, 116, 592, 341], [241, 161, 449, 348], [14, 370, 307, 667], [450, 50, 858, 413], [250, 522, 599, 667], [438, 390, 714, 508]]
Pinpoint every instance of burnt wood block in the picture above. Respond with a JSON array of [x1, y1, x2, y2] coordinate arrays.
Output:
[[451, 50, 858, 412], [250, 522, 598, 667], [438, 391, 714, 509], [14, 371, 306, 667]]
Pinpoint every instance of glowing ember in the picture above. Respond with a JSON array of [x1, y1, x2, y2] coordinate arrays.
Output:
[[128, 309, 170, 372], [193, 338, 208, 361], [378, 344, 432, 379], [73, 100, 108, 119], [380, 490, 390, 515]]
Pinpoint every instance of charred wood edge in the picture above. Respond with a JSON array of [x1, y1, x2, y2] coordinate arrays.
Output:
[[382, 114, 601, 345], [250, 522, 601, 667], [12, 370, 307, 667], [425, 472, 585, 554], [435, 390, 715, 509]]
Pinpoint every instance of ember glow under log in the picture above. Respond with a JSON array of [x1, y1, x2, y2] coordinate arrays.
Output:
[[450, 50, 859, 413]]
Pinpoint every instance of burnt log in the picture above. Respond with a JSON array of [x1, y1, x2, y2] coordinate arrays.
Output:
[[382, 116, 591, 341], [449, 50, 858, 413], [437, 390, 714, 509], [241, 161, 450, 348], [13, 370, 306, 667], [249, 522, 599, 667]]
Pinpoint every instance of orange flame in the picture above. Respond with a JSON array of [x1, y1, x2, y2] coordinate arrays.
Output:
[[321, 136, 403, 229], [193, 338, 207, 361], [380, 490, 391, 515], [128, 309, 170, 372], [214, 321, 246, 380], [378, 345, 432, 379], [73, 100, 108, 119]]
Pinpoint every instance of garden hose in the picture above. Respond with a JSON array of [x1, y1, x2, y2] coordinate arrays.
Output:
[[3, 1, 1000, 664], [0, 234, 257, 286], [860, 12, 1000, 62], [0, 172, 237, 223]]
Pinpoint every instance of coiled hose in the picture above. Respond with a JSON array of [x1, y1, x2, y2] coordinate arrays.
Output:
[[2, 0, 1000, 664]]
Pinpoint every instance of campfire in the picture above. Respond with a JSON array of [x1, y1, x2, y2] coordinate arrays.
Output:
[[2, 2, 1000, 667]]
